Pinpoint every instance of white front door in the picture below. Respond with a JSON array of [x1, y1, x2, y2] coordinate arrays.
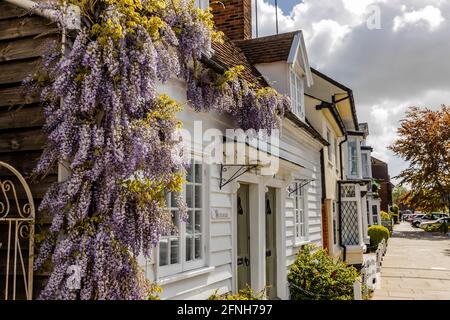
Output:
[[236, 184, 251, 290]]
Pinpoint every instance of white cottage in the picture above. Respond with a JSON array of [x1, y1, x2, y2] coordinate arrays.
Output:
[[138, 0, 328, 300]]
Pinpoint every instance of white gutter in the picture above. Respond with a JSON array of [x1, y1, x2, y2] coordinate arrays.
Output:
[[4, 0, 80, 30]]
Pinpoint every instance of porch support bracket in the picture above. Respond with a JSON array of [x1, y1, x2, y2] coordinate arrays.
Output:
[[287, 178, 316, 196], [219, 163, 260, 190]]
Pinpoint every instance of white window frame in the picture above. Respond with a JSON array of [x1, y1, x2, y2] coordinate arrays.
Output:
[[347, 137, 360, 179], [289, 69, 305, 121], [361, 151, 370, 178], [292, 182, 308, 244], [158, 158, 207, 278]]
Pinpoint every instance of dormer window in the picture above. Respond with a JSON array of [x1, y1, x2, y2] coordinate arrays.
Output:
[[290, 69, 305, 121]]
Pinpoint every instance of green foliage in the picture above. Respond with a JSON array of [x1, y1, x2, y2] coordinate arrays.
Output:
[[390, 205, 399, 214], [390, 205, 400, 223], [423, 224, 442, 233], [287, 244, 359, 300], [208, 286, 266, 300], [368, 225, 390, 248], [380, 210, 391, 221], [372, 181, 380, 198], [392, 185, 408, 206]]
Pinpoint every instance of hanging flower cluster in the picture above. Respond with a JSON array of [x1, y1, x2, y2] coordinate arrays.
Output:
[[186, 65, 290, 133], [30, 0, 289, 299]]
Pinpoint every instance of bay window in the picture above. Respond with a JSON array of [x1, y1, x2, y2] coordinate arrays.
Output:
[[158, 159, 205, 277], [290, 70, 305, 121]]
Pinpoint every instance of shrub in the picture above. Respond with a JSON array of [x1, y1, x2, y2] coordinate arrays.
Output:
[[368, 225, 390, 248], [208, 286, 265, 300], [390, 205, 400, 223], [424, 224, 442, 233], [287, 244, 359, 300], [380, 210, 391, 221]]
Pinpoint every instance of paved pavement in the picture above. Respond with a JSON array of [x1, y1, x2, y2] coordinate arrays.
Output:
[[372, 222, 450, 300]]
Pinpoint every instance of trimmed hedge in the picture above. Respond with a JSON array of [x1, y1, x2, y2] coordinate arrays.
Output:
[[368, 225, 390, 248], [288, 244, 359, 300]]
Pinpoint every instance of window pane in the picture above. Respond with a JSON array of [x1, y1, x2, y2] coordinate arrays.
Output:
[[194, 236, 201, 259], [195, 185, 202, 208], [170, 192, 178, 208], [186, 185, 194, 208], [194, 163, 202, 183], [195, 210, 201, 233], [186, 211, 193, 235], [186, 163, 193, 183], [159, 239, 169, 266], [186, 236, 193, 261], [170, 239, 179, 264], [170, 210, 179, 236]]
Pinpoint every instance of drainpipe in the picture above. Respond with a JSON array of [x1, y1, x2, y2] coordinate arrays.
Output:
[[338, 135, 348, 261]]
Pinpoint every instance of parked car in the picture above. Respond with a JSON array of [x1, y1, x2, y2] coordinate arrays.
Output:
[[409, 214, 424, 224], [413, 213, 449, 228], [405, 212, 423, 222], [419, 217, 450, 230]]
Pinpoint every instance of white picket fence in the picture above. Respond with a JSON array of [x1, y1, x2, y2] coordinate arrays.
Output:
[[354, 238, 387, 300]]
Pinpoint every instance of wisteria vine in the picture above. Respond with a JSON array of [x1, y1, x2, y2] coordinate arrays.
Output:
[[29, 0, 290, 299]]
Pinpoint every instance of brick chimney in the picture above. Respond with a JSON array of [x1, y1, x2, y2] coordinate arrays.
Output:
[[211, 0, 252, 41]]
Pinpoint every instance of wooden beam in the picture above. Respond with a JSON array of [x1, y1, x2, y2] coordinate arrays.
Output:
[[0, 105, 44, 129], [0, 58, 40, 85], [0, 86, 39, 108], [0, 128, 46, 153], [0, 35, 59, 62], [0, 150, 53, 176], [0, 2, 28, 20], [0, 16, 58, 41]]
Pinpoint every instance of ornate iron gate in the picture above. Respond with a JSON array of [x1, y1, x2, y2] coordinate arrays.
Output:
[[0, 161, 35, 300]]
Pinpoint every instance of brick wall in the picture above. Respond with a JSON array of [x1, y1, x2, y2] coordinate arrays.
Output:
[[211, 0, 252, 41], [321, 203, 330, 252]]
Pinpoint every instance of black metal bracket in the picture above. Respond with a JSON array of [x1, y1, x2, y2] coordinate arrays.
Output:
[[287, 179, 315, 196], [219, 163, 260, 190]]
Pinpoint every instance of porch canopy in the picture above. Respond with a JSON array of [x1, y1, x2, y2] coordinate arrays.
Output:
[[212, 134, 305, 189]]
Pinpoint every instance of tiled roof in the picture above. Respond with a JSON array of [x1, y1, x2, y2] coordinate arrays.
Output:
[[234, 31, 298, 64], [210, 39, 268, 87]]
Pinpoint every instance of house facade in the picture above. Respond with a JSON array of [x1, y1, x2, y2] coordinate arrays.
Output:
[[1, 0, 382, 300], [140, 0, 328, 300]]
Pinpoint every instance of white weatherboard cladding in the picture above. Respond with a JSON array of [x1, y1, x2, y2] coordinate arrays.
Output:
[[141, 79, 322, 300]]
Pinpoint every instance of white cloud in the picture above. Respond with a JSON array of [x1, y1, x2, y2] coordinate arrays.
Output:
[[253, 1, 450, 180], [393, 5, 445, 31]]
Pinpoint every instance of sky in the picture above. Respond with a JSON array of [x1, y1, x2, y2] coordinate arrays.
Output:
[[253, 0, 450, 184]]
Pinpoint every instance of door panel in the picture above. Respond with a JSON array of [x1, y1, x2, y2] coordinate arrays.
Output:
[[265, 187, 277, 299], [237, 184, 250, 291]]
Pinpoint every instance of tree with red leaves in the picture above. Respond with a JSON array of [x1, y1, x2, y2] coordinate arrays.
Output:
[[389, 106, 450, 213]]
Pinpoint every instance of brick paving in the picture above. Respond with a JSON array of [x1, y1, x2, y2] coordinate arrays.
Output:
[[372, 222, 450, 300]]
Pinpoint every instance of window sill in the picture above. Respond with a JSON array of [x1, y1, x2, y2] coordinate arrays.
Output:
[[157, 266, 215, 286], [293, 239, 311, 248]]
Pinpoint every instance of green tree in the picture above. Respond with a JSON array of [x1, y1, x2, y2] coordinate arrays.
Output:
[[392, 185, 408, 206]]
